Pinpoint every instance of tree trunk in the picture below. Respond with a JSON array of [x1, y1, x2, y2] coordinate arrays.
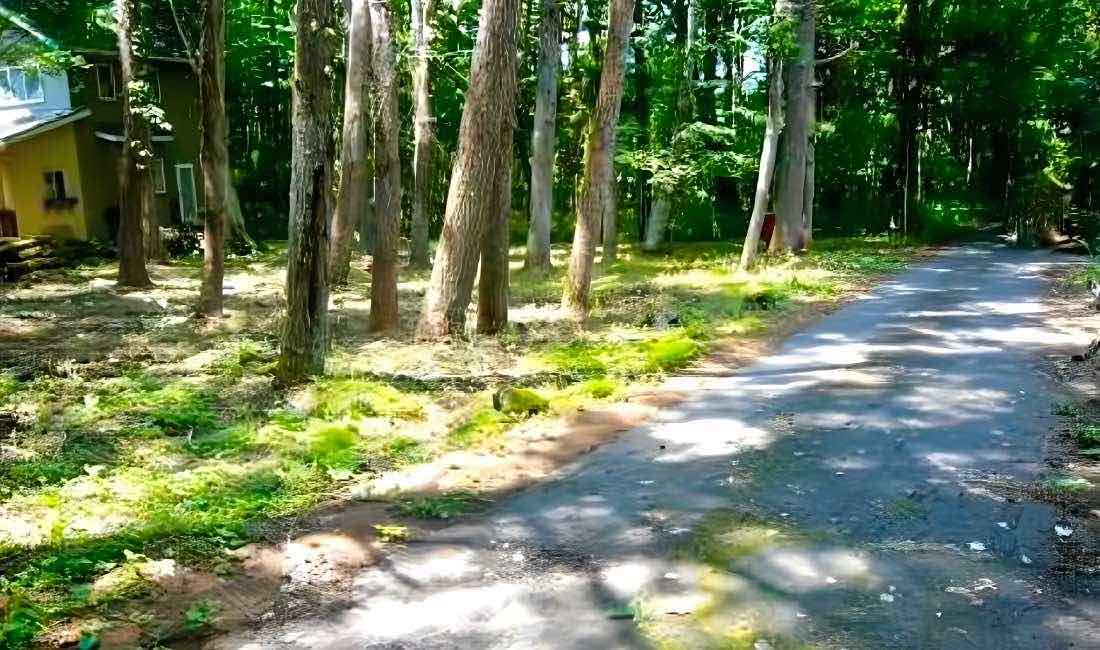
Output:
[[642, 196, 670, 252], [369, 0, 401, 333], [417, 0, 520, 338], [562, 0, 634, 319], [330, 0, 374, 286], [803, 81, 816, 247], [738, 57, 784, 271], [770, 0, 814, 253], [115, 0, 152, 288], [477, 154, 514, 334], [524, 0, 561, 274], [198, 0, 229, 317], [278, 0, 336, 380], [409, 0, 435, 268]]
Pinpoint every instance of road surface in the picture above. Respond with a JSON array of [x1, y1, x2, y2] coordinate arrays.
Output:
[[214, 242, 1099, 649]]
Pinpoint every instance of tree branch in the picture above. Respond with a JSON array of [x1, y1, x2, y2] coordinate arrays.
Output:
[[815, 42, 857, 66]]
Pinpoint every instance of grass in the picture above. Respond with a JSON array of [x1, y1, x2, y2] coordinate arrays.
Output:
[[0, 237, 917, 647], [395, 492, 490, 519], [677, 510, 808, 569]]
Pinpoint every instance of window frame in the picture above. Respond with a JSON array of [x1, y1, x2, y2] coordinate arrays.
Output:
[[43, 170, 68, 201], [0, 66, 46, 106], [175, 163, 198, 223], [95, 63, 117, 101], [151, 157, 167, 194]]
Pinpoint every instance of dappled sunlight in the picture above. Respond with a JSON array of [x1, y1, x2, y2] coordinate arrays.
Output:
[[650, 418, 773, 462]]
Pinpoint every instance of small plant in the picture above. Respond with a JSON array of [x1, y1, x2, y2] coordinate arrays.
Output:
[[182, 599, 219, 633], [396, 492, 489, 520], [373, 524, 410, 542], [1042, 475, 1093, 495]]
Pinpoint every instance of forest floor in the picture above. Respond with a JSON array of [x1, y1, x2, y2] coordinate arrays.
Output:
[[0, 237, 921, 648], [199, 241, 1100, 650]]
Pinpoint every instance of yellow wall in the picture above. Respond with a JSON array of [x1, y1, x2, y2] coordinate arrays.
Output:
[[0, 124, 88, 240]]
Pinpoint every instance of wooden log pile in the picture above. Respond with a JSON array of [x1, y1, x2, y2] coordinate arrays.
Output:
[[0, 236, 62, 281]]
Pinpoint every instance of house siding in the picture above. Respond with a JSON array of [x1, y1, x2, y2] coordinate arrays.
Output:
[[1, 123, 87, 240], [71, 55, 204, 236]]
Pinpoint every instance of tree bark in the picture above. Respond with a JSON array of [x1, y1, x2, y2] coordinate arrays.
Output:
[[642, 196, 670, 252], [115, 0, 152, 288], [369, 0, 401, 333], [802, 79, 816, 248], [330, 0, 374, 286], [417, 0, 520, 338], [198, 0, 229, 317], [738, 57, 784, 271], [477, 152, 514, 334], [278, 0, 336, 380], [523, 0, 561, 274], [770, 0, 814, 253], [562, 0, 634, 319], [409, 0, 435, 268]]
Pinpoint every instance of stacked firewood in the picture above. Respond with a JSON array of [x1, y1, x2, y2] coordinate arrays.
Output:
[[0, 236, 62, 281]]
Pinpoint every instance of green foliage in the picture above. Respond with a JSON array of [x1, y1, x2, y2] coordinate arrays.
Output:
[[446, 407, 513, 450], [183, 599, 219, 632], [396, 492, 489, 520], [307, 378, 426, 420], [677, 510, 807, 569]]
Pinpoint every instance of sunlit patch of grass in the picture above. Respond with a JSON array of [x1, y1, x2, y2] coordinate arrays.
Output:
[[885, 498, 930, 521], [395, 492, 489, 519], [1042, 475, 1093, 495], [445, 407, 513, 450], [543, 331, 707, 381], [306, 377, 426, 420], [88, 372, 220, 437]]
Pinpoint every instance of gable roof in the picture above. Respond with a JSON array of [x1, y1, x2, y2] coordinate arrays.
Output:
[[0, 0, 192, 61], [0, 106, 90, 146]]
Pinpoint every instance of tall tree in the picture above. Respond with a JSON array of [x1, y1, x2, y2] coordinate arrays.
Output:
[[477, 147, 514, 334], [644, 0, 694, 252], [770, 0, 814, 253], [738, 55, 784, 270], [278, 0, 336, 379], [330, 0, 374, 286], [523, 0, 561, 273], [369, 0, 401, 332], [198, 0, 229, 317], [417, 0, 520, 338], [409, 0, 435, 268], [562, 0, 634, 319], [115, 0, 152, 288]]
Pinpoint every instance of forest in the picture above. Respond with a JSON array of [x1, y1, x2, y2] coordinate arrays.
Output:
[[0, 0, 1099, 647]]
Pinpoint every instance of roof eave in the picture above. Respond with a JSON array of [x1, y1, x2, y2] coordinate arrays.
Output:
[[72, 48, 191, 65], [0, 107, 92, 148]]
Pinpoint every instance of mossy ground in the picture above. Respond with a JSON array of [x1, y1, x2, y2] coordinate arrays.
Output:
[[0, 237, 917, 646]]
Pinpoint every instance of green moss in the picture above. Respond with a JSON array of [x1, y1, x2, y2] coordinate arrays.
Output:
[[446, 407, 512, 449], [886, 498, 930, 520], [678, 511, 805, 569], [396, 492, 489, 519], [575, 377, 625, 399], [304, 422, 360, 468], [494, 387, 549, 416], [308, 377, 425, 420], [543, 332, 705, 381], [1043, 475, 1093, 494]]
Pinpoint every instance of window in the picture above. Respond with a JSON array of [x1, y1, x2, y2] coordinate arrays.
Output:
[[151, 69, 162, 102], [95, 63, 117, 100], [0, 67, 44, 104], [151, 157, 167, 194], [175, 164, 198, 223], [44, 171, 68, 201]]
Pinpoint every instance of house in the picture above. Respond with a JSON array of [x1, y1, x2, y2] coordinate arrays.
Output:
[[0, 3, 202, 241]]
